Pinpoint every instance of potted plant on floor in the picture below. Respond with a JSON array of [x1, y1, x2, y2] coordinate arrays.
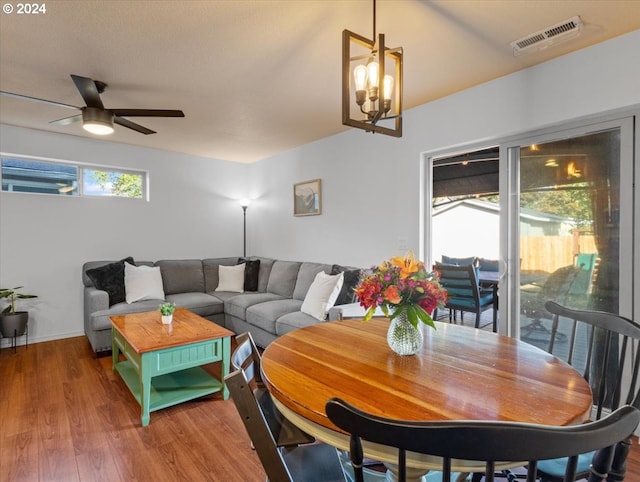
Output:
[[0, 286, 38, 338], [159, 302, 176, 324]]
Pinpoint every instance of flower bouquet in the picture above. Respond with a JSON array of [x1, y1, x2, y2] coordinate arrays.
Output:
[[355, 252, 447, 329]]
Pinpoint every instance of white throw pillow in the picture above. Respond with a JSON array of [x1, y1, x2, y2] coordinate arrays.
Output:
[[216, 263, 246, 293], [301, 271, 344, 321], [124, 262, 165, 303]]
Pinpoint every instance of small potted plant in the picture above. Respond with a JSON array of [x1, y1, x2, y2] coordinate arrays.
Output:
[[159, 302, 176, 324], [0, 286, 38, 338]]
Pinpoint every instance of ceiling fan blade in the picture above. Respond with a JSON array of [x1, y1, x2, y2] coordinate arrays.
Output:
[[71, 74, 104, 109], [114, 116, 156, 135], [110, 109, 185, 117], [50, 114, 83, 125], [0, 91, 80, 110]]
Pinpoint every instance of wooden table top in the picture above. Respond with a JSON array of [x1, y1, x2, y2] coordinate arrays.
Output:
[[261, 318, 593, 432], [110, 308, 234, 353]]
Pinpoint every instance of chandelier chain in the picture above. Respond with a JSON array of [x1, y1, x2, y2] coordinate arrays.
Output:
[[372, 0, 376, 40]]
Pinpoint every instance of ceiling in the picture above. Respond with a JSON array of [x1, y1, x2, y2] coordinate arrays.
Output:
[[1, 1, 639, 164]]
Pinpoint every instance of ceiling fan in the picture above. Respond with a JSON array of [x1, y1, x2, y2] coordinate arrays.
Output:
[[0, 74, 185, 135]]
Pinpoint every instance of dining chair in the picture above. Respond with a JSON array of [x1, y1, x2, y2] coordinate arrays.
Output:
[[226, 369, 388, 482], [230, 332, 315, 448], [530, 301, 640, 482], [433, 264, 497, 331], [325, 397, 640, 482], [225, 369, 348, 481]]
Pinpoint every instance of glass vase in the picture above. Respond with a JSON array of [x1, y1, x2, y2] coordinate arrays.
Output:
[[387, 309, 424, 355]]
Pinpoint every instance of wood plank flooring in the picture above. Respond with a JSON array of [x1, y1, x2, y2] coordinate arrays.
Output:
[[1, 336, 639, 481], [0, 336, 264, 481]]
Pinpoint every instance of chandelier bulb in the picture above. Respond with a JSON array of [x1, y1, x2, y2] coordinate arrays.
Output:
[[383, 75, 394, 100], [354, 65, 368, 91]]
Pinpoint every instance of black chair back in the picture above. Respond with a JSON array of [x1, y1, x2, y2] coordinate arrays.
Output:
[[530, 301, 640, 481], [325, 398, 640, 482], [226, 370, 348, 482], [230, 332, 315, 448], [544, 301, 640, 417], [231, 331, 264, 388]]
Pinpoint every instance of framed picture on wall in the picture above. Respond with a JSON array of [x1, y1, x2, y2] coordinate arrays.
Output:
[[294, 179, 322, 216]]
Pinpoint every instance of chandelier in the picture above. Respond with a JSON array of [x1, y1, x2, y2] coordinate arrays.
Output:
[[342, 0, 403, 137]]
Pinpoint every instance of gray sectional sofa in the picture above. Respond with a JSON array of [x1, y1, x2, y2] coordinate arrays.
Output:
[[82, 256, 362, 354]]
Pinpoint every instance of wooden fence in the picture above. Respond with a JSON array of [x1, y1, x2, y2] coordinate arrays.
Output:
[[520, 235, 597, 273]]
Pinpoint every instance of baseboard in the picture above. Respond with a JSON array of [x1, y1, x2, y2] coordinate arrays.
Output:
[[0, 330, 85, 349]]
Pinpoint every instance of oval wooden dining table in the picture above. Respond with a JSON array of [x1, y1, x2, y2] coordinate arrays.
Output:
[[261, 318, 593, 480]]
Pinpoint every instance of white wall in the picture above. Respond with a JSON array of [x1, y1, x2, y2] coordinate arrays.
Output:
[[0, 126, 249, 346], [252, 30, 640, 267], [1, 30, 639, 346]]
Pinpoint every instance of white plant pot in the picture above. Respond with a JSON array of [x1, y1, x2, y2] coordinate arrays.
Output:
[[161, 314, 173, 325]]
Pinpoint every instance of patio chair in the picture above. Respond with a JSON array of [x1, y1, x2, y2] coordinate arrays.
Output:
[[433, 264, 497, 331], [569, 253, 598, 298], [231, 332, 315, 448], [530, 301, 640, 482], [326, 397, 639, 482], [520, 265, 581, 342]]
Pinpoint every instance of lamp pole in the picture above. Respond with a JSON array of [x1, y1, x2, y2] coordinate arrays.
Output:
[[240, 199, 251, 257]]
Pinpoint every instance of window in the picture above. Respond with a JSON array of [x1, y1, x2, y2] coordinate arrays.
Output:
[[1, 156, 146, 199], [1, 157, 78, 195], [83, 168, 144, 198]]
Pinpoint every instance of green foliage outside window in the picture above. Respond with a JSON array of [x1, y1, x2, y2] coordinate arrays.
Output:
[[89, 170, 143, 198]]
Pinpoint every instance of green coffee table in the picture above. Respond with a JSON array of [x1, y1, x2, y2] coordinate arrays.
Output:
[[110, 308, 233, 426]]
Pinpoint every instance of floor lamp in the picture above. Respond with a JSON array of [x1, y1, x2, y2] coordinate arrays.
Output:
[[240, 199, 251, 257]]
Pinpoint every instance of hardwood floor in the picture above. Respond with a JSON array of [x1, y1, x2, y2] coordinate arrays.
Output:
[[0, 337, 264, 481], [1, 336, 639, 481]]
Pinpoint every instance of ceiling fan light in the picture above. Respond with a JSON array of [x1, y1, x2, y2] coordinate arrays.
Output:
[[82, 107, 114, 135]]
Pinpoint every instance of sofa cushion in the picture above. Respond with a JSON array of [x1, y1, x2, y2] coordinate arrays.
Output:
[[203, 257, 242, 292], [331, 264, 362, 305], [85, 257, 134, 306], [90, 299, 164, 331], [246, 299, 303, 335], [292, 262, 332, 301], [266, 261, 301, 298], [125, 262, 165, 303], [165, 292, 224, 317], [216, 264, 245, 292], [276, 311, 328, 337], [224, 292, 286, 320], [300, 271, 344, 320], [238, 258, 260, 292], [155, 259, 205, 295]]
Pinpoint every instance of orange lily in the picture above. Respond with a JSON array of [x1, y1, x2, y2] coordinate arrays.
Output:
[[390, 251, 419, 279]]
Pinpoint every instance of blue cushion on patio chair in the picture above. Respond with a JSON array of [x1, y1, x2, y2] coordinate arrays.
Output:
[[534, 451, 594, 481], [477, 257, 499, 272], [441, 255, 476, 266]]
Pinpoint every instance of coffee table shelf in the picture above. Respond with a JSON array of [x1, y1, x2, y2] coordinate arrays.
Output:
[[110, 308, 233, 426], [114, 359, 224, 413]]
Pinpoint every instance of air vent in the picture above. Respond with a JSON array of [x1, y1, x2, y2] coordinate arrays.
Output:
[[511, 16, 583, 56]]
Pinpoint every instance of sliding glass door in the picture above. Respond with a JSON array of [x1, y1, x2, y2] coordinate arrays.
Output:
[[501, 117, 634, 343], [425, 114, 635, 340]]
